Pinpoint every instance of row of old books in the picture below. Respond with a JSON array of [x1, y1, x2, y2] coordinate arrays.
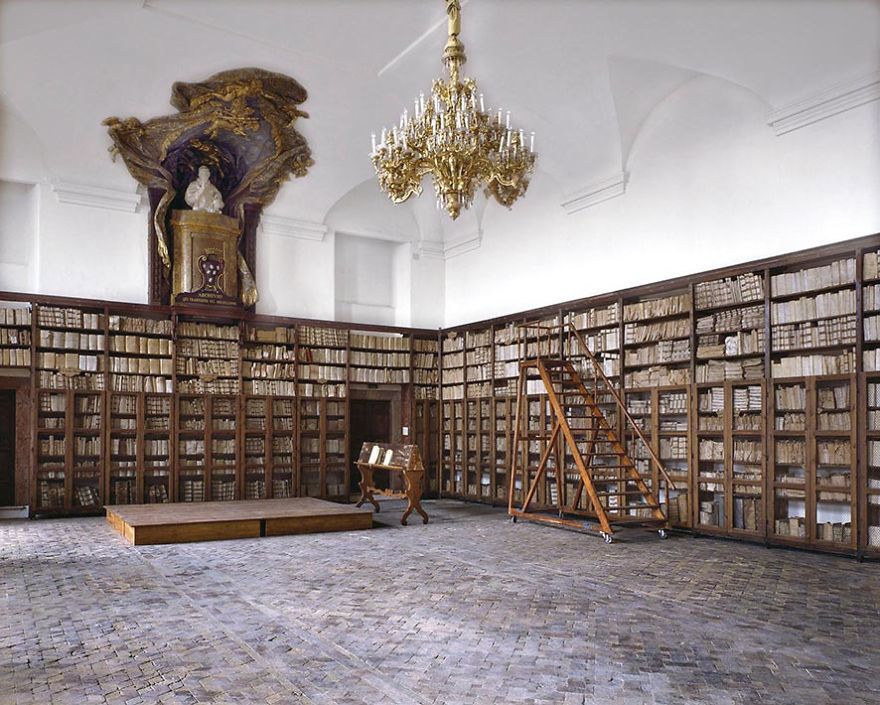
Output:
[[351, 368, 410, 384], [770, 290, 856, 324], [864, 250, 880, 280], [569, 304, 619, 330], [774, 516, 806, 538], [816, 441, 851, 466], [38, 371, 105, 390], [626, 366, 690, 388], [772, 315, 857, 350], [0, 327, 30, 346], [38, 306, 103, 329], [466, 382, 492, 398], [696, 304, 765, 335], [246, 380, 296, 396], [298, 382, 345, 397], [298, 347, 347, 364], [110, 437, 137, 455], [176, 338, 238, 358], [211, 481, 236, 501], [733, 496, 761, 531], [73, 436, 101, 456], [74, 485, 101, 507], [349, 350, 410, 367], [111, 355, 173, 375], [180, 480, 205, 502], [770, 257, 856, 296], [865, 349, 880, 371], [109, 375, 171, 393], [659, 436, 688, 460], [625, 340, 690, 366], [243, 361, 295, 379], [0, 348, 30, 366], [864, 285, 880, 312], [245, 344, 295, 362], [466, 347, 491, 366], [39, 329, 104, 350], [350, 333, 409, 351], [466, 364, 491, 382], [177, 321, 238, 340], [247, 326, 294, 344], [299, 326, 347, 347], [624, 318, 689, 344], [659, 391, 688, 414], [733, 440, 762, 464], [623, 293, 690, 322], [699, 439, 724, 461], [695, 272, 764, 310], [696, 329, 764, 359], [695, 359, 763, 383], [109, 315, 172, 335], [146, 482, 169, 503], [465, 330, 492, 348], [109, 335, 172, 357], [771, 351, 855, 378], [175, 357, 239, 378], [37, 352, 103, 372], [733, 385, 762, 412], [0, 306, 31, 325], [864, 315, 880, 341], [297, 364, 345, 381], [775, 439, 806, 464]]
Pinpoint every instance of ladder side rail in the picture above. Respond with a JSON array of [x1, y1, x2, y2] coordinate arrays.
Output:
[[507, 368, 527, 514], [567, 323, 676, 492], [536, 361, 614, 535]]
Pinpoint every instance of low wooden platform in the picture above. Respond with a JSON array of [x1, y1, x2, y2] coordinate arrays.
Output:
[[105, 498, 373, 545]]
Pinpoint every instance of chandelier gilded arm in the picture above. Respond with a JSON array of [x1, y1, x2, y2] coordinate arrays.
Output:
[[371, 0, 536, 219]]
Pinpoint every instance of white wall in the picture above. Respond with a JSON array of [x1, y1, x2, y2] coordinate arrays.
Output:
[[0, 180, 37, 293], [334, 233, 396, 325], [443, 76, 880, 326], [1, 75, 878, 330]]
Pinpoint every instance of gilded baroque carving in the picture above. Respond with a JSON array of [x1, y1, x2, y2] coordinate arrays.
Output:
[[104, 68, 313, 306]]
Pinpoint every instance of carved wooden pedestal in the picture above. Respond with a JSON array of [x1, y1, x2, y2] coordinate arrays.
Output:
[[170, 210, 240, 305]]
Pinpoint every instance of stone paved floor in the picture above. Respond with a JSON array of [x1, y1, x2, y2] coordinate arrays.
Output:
[[2, 500, 880, 705]]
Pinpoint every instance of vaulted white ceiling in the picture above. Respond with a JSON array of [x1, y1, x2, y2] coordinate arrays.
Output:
[[1, 0, 878, 240]]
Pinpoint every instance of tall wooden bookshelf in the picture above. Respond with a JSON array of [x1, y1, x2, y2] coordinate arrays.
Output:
[[9, 231, 880, 555]]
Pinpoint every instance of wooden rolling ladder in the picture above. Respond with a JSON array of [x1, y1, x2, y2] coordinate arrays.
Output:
[[507, 323, 675, 542]]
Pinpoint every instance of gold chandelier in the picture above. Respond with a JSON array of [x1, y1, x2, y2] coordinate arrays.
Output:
[[370, 0, 536, 220]]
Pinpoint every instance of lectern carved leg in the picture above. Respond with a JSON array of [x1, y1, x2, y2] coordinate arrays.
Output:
[[356, 467, 381, 512], [401, 470, 429, 526]]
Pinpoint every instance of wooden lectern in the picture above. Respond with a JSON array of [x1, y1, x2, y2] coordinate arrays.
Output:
[[355, 443, 428, 526]]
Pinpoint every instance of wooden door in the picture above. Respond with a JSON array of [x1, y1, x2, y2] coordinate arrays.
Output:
[[0, 390, 15, 506], [349, 399, 391, 493]]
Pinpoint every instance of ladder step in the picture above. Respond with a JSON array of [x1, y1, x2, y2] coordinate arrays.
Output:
[[607, 503, 659, 511], [594, 490, 648, 497]]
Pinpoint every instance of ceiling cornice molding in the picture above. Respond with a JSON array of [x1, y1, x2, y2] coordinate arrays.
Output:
[[260, 214, 329, 242], [443, 228, 482, 259], [767, 71, 880, 136], [51, 181, 143, 213], [561, 172, 628, 215], [412, 240, 446, 260], [412, 229, 482, 260]]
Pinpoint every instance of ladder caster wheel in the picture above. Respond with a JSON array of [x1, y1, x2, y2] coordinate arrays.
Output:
[[510, 516, 517, 524], [601, 531, 613, 544], [658, 529, 668, 540]]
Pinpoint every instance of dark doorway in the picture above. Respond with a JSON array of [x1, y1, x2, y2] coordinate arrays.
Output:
[[0, 390, 15, 506], [349, 398, 391, 494]]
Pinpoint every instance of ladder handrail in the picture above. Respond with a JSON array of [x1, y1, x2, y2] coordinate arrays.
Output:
[[566, 322, 677, 491]]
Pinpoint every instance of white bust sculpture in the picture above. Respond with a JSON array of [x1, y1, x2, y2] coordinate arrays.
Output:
[[185, 166, 224, 213]]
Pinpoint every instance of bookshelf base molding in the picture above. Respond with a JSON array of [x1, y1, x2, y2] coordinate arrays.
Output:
[[105, 497, 373, 545]]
